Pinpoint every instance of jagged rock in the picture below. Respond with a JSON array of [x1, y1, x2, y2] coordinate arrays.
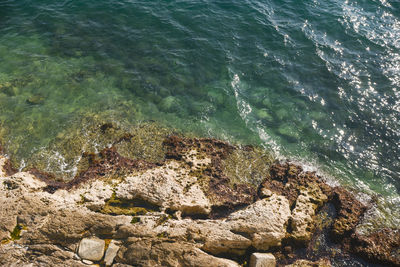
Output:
[[104, 240, 120, 266], [249, 253, 276, 267], [259, 163, 331, 242], [259, 163, 331, 207], [186, 194, 290, 255], [290, 190, 318, 241], [77, 237, 105, 261], [330, 187, 366, 240]]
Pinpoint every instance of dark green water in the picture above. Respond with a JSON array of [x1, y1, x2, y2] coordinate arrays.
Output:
[[0, 0, 399, 229]]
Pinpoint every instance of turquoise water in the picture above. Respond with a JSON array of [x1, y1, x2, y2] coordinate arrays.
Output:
[[0, 0, 399, 227]]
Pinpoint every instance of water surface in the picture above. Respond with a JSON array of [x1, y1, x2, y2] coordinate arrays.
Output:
[[0, 0, 399, 229]]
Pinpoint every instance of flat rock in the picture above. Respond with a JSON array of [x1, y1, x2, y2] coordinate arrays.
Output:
[[78, 237, 105, 261], [115, 160, 211, 216], [228, 194, 291, 250]]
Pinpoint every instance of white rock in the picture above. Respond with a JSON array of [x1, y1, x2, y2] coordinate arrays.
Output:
[[78, 237, 105, 261], [104, 241, 120, 266], [250, 253, 276, 267]]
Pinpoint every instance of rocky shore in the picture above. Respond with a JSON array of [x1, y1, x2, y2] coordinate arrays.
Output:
[[0, 129, 399, 266]]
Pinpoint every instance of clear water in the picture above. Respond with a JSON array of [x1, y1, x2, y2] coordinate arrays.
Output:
[[0, 0, 399, 228]]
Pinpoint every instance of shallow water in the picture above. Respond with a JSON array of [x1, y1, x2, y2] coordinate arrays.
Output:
[[0, 0, 399, 228]]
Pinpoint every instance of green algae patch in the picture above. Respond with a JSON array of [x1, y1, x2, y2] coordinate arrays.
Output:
[[156, 214, 173, 226], [157, 232, 168, 238], [1, 224, 28, 243], [10, 224, 24, 240], [130, 217, 140, 224], [221, 146, 274, 187], [101, 192, 159, 216], [0, 224, 25, 244]]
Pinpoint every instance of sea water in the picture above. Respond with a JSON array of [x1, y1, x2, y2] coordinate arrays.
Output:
[[0, 0, 399, 230]]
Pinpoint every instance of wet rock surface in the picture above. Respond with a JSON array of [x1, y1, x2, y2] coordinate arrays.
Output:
[[0, 132, 398, 266]]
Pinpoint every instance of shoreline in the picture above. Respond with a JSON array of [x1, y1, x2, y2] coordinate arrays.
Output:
[[0, 126, 399, 266]]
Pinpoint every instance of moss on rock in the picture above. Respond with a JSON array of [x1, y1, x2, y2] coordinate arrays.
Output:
[[101, 192, 159, 216]]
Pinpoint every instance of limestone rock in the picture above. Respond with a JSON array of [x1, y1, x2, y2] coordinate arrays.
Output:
[[290, 190, 318, 241], [115, 160, 211, 216], [104, 240, 120, 266], [193, 221, 252, 255], [249, 253, 276, 267], [259, 163, 331, 207], [117, 239, 239, 267], [77, 237, 105, 261], [228, 194, 291, 250]]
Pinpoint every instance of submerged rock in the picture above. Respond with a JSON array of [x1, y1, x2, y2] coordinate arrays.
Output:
[[255, 108, 273, 122], [26, 94, 45, 105], [159, 95, 180, 112]]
